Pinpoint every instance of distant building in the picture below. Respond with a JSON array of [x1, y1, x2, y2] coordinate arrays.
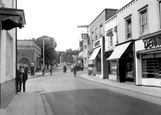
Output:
[[17, 39, 41, 71]]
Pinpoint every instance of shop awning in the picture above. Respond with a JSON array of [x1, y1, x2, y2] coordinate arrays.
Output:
[[89, 47, 101, 61], [0, 7, 26, 30], [107, 42, 131, 60]]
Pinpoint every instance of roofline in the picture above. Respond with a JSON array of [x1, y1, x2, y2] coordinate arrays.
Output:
[[89, 8, 118, 26], [116, 0, 134, 13]]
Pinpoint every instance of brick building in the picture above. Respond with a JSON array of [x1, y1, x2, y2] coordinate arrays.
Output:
[[17, 39, 41, 71]]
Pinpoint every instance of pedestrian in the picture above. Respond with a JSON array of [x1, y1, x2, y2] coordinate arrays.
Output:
[[42, 66, 45, 75], [73, 64, 77, 77], [16, 63, 21, 92], [30, 63, 35, 76], [49, 65, 53, 75], [20, 65, 28, 92]]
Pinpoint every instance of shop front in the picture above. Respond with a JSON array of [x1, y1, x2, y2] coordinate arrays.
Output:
[[89, 46, 101, 76], [88, 38, 102, 77], [107, 40, 135, 83], [136, 31, 161, 87]]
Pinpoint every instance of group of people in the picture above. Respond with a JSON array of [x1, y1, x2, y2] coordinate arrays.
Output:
[[64, 64, 77, 77], [16, 63, 29, 92]]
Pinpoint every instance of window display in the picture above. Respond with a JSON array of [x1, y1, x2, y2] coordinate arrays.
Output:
[[109, 61, 117, 75], [142, 53, 161, 78]]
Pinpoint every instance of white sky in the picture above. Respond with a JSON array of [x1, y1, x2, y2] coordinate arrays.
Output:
[[17, 0, 131, 51]]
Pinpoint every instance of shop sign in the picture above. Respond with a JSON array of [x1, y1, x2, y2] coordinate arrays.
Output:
[[93, 39, 101, 48], [143, 36, 161, 49], [81, 33, 88, 39]]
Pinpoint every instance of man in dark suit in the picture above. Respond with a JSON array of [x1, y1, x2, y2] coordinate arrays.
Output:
[[20, 65, 28, 92]]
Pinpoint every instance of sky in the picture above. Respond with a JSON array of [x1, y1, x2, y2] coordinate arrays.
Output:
[[17, 0, 131, 51]]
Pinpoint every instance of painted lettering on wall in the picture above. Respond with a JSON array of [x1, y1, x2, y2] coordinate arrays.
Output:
[[143, 36, 161, 49]]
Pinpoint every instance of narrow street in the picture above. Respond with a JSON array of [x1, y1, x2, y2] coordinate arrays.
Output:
[[26, 65, 161, 115]]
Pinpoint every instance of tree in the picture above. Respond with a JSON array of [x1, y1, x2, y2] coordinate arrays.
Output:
[[59, 49, 79, 63], [34, 35, 57, 66]]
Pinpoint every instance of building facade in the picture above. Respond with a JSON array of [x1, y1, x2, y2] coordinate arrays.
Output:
[[105, 14, 118, 81], [88, 9, 117, 78], [0, 0, 25, 108], [106, 0, 161, 87], [17, 39, 41, 71]]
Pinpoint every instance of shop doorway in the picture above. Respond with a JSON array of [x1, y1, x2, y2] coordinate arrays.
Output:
[[119, 43, 135, 83]]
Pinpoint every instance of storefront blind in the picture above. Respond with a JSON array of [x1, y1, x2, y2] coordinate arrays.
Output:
[[142, 54, 161, 78]]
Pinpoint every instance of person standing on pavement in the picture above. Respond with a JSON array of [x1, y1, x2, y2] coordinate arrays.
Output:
[[42, 66, 45, 75], [73, 64, 77, 77], [20, 65, 28, 92], [30, 63, 35, 76]]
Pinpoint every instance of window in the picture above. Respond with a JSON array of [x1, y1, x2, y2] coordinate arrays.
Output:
[[159, 1, 161, 28], [107, 29, 113, 48], [139, 7, 148, 35], [95, 28, 98, 40], [142, 53, 161, 79], [6, 34, 13, 78], [99, 24, 103, 37], [126, 17, 132, 39], [109, 36, 113, 47]]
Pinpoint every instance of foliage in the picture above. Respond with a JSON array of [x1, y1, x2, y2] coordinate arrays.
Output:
[[34, 35, 57, 66], [58, 49, 79, 63]]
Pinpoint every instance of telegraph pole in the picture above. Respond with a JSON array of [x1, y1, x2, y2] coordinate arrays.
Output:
[[43, 37, 45, 68]]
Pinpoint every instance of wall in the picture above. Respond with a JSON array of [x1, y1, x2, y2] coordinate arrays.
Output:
[[0, 0, 17, 108]]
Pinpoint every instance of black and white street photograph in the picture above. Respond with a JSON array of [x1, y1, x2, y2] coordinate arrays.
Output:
[[0, 0, 161, 115]]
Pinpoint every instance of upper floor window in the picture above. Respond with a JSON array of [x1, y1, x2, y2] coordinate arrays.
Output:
[[139, 6, 148, 35], [125, 16, 132, 39], [159, 1, 161, 28], [95, 28, 98, 40], [109, 36, 113, 48], [107, 29, 113, 48], [99, 24, 103, 37]]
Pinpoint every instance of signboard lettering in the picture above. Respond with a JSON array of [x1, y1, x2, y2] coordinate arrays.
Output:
[[143, 36, 161, 49]]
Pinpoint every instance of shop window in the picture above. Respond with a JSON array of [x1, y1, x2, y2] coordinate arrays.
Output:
[[109, 61, 117, 75], [139, 6, 148, 35], [125, 17, 132, 39], [142, 53, 161, 79], [96, 52, 101, 72]]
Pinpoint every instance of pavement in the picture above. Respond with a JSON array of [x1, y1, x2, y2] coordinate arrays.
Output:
[[0, 71, 161, 115], [0, 72, 47, 115], [79, 74, 161, 99]]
